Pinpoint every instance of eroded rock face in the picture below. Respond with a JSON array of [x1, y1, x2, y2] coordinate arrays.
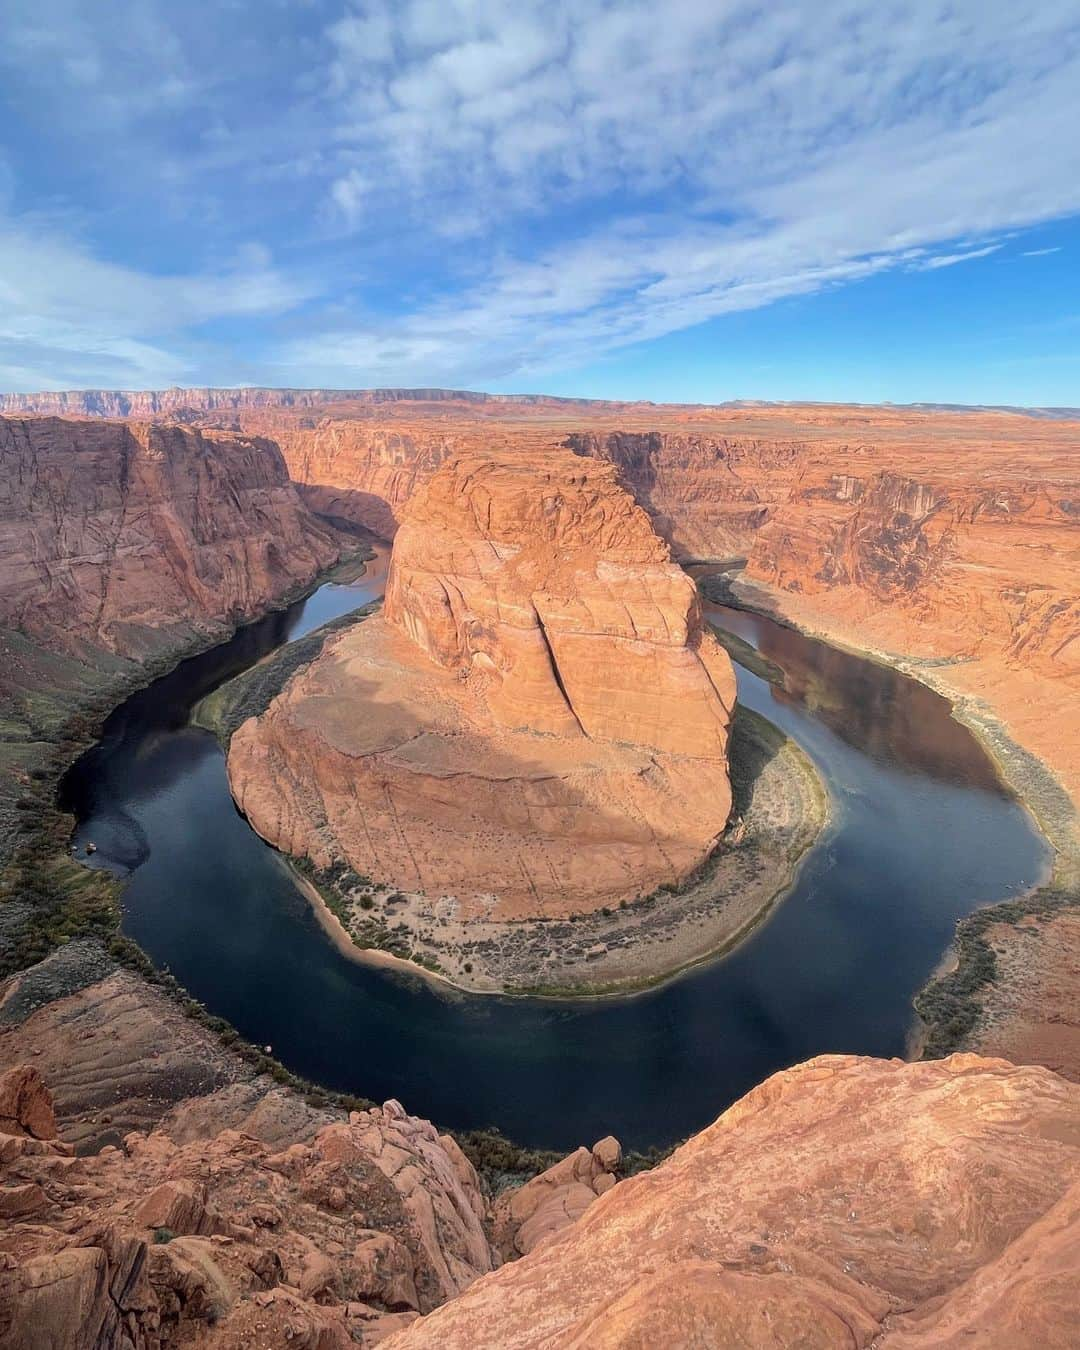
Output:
[[743, 447, 1080, 811], [748, 463, 1079, 674], [0, 416, 343, 659], [383, 455, 734, 757], [0, 942, 339, 1153], [4, 1051, 1080, 1347], [387, 1054, 1080, 1350], [0, 1065, 56, 1140], [228, 451, 735, 916], [566, 429, 808, 560]]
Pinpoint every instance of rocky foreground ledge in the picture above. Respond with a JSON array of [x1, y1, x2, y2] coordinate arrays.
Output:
[[1, 1045, 1078, 1347]]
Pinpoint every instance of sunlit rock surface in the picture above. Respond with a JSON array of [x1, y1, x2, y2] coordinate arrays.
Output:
[[388, 1054, 1080, 1350], [228, 450, 735, 917]]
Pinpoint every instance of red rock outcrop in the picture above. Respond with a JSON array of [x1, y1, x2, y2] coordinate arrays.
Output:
[[0, 1065, 56, 1141], [490, 1135, 621, 1259], [228, 451, 735, 917], [5, 1040, 1080, 1345], [270, 422, 456, 539], [383, 455, 734, 756], [0, 1070, 494, 1349], [0, 942, 337, 1153], [0, 416, 343, 660], [388, 1054, 1080, 1349], [566, 430, 808, 560]]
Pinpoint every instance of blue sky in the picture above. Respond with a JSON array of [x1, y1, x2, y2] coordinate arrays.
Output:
[[1, 0, 1078, 404]]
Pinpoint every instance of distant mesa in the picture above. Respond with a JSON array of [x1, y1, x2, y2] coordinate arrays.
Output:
[[227, 449, 736, 918]]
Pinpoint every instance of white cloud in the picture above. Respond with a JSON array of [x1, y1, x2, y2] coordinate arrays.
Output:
[[272, 0, 1080, 384], [0, 220, 317, 389], [330, 169, 371, 227], [913, 245, 1003, 271], [1, 0, 1079, 390], [1023, 246, 1063, 257]]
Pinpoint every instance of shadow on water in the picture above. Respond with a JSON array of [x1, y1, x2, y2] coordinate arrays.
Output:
[[60, 556, 1049, 1151]]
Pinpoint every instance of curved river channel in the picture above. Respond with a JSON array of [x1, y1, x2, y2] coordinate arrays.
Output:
[[61, 550, 1049, 1151]]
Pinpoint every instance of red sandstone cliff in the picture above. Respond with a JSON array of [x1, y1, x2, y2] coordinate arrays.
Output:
[[566, 430, 808, 560], [270, 422, 457, 539], [0, 416, 343, 660], [747, 459, 1078, 672], [743, 446, 1080, 807], [227, 451, 735, 917]]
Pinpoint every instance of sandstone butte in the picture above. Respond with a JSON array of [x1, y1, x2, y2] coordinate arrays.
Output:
[[2, 1043, 1080, 1348], [227, 451, 736, 917]]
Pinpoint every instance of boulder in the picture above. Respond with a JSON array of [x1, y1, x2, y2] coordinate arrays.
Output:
[[0, 1066, 57, 1140], [135, 1178, 212, 1236], [492, 1137, 623, 1259]]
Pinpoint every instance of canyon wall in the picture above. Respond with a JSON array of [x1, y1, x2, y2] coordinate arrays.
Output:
[[566, 430, 808, 559], [269, 422, 458, 538], [228, 451, 735, 918], [0, 413, 348, 865], [747, 457, 1079, 674], [7, 392, 1070, 858], [0, 386, 625, 419], [743, 443, 1080, 807], [0, 416, 343, 660]]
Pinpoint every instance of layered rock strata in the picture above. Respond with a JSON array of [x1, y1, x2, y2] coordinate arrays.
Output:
[[744, 450, 1080, 807], [0, 413, 349, 870], [228, 451, 735, 917], [5, 1041, 1080, 1347], [0, 416, 342, 659]]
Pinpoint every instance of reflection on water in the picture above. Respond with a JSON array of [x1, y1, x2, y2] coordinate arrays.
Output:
[[60, 555, 1048, 1151], [713, 605, 1005, 791]]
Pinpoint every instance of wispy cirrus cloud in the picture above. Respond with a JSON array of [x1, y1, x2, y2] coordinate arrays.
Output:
[[913, 245, 1003, 271], [0, 0, 1078, 391], [0, 220, 318, 389]]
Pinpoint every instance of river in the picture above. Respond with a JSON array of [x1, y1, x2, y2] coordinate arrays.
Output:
[[60, 551, 1048, 1151]]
